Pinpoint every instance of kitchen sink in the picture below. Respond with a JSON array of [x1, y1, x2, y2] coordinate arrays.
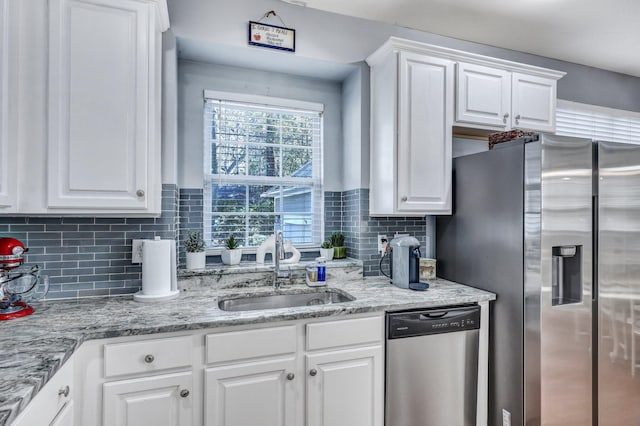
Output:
[[218, 289, 355, 312]]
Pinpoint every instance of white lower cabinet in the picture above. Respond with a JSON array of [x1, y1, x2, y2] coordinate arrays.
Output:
[[204, 315, 384, 426], [11, 357, 74, 426], [103, 372, 193, 426], [24, 314, 385, 426], [204, 358, 297, 426], [49, 400, 74, 426], [306, 346, 383, 426]]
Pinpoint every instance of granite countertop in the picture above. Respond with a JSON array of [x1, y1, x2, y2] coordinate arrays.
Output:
[[0, 276, 495, 425]]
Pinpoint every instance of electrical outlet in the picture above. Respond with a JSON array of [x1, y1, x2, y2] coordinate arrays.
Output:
[[502, 409, 511, 426], [132, 239, 144, 263], [377, 234, 388, 256]]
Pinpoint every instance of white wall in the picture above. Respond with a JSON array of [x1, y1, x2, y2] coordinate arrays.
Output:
[[177, 61, 343, 190]]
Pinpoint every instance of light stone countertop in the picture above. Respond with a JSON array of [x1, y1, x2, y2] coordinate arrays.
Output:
[[0, 275, 495, 425]]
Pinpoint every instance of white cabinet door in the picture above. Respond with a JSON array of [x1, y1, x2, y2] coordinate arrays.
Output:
[[306, 346, 383, 426], [204, 357, 297, 426], [396, 51, 454, 214], [456, 62, 511, 128], [511, 72, 557, 132], [47, 0, 161, 213], [50, 400, 74, 426], [0, 0, 16, 212], [103, 371, 193, 426]]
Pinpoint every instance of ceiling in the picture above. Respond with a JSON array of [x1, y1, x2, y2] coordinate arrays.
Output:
[[289, 0, 640, 77]]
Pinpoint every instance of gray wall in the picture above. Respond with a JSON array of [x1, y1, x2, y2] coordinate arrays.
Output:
[[341, 64, 371, 191], [168, 0, 640, 113], [177, 61, 343, 191]]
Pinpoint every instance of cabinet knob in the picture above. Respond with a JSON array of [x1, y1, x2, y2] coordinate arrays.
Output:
[[144, 354, 155, 363], [515, 114, 521, 124], [286, 373, 295, 380], [401, 196, 408, 203], [58, 385, 70, 398], [503, 113, 509, 123], [136, 189, 145, 197], [180, 389, 190, 398], [309, 369, 317, 377]]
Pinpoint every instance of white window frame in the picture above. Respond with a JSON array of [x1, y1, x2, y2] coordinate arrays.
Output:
[[202, 90, 325, 254]]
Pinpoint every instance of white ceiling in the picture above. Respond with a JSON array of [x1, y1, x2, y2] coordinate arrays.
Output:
[[291, 0, 640, 77]]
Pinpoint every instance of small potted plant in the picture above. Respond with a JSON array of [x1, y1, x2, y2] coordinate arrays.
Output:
[[221, 234, 242, 265], [329, 232, 346, 259], [319, 240, 334, 261], [184, 230, 206, 270]]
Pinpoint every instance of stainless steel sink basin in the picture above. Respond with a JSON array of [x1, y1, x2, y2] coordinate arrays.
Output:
[[218, 289, 355, 312]]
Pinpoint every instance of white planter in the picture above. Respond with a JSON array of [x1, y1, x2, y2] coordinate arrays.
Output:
[[186, 251, 206, 270], [221, 248, 242, 265], [319, 248, 334, 261]]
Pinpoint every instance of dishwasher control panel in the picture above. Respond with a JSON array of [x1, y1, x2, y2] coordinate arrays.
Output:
[[387, 304, 481, 339]]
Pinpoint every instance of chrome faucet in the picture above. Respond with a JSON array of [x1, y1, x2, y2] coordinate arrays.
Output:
[[273, 230, 289, 289]]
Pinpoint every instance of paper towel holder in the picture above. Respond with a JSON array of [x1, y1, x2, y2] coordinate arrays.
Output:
[[134, 237, 180, 303]]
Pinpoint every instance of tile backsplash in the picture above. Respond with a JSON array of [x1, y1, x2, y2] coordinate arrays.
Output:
[[0, 185, 179, 299], [0, 186, 428, 299]]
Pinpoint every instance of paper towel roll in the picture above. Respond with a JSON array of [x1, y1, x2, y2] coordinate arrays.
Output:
[[134, 237, 179, 302]]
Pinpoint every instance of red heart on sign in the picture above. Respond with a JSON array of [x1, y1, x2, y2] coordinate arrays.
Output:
[[254, 34, 261, 41]]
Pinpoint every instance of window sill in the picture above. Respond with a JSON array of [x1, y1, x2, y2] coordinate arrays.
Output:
[[178, 257, 363, 278]]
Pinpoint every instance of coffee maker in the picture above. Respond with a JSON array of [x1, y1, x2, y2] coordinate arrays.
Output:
[[389, 236, 429, 291]]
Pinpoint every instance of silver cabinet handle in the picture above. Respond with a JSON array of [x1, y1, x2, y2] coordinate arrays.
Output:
[[136, 189, 145, 197], [180, 389, 190, 398], [515, 114, 521, 124], [309, 369, 317, 376], [503, 113, 509, 123], [401, 196, 408, 202], [58, 385, 70, 397], [286, 373, 295, 380], [144, 354, 155, 363]]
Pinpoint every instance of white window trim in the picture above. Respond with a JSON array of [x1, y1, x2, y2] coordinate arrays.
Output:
[[202, 91, 325, 254], [204, 90, 324, 113]]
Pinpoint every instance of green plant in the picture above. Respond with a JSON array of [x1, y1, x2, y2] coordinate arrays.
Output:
[[184, 231, 205, 253], [224, 234, 240, 250], [329, 232, 345, 247], [320, 241, 332, 249]]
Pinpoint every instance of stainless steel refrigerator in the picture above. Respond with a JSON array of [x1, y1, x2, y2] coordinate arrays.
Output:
[[436, 133, 640, 425]]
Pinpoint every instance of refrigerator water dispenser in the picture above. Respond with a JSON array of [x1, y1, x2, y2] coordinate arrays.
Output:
[[552, 245, 582, 305]]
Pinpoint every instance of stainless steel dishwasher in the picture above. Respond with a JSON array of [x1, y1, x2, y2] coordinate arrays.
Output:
[[386, 304, 481, 426]]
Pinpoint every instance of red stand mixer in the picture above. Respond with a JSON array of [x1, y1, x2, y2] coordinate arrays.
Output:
[[0, 237, 49, 320]]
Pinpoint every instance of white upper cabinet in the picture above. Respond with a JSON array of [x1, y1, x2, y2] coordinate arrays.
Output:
[[0, 0, 16, 212], [367, 39, 454, 216], [455, 61, 562, 132], [47, 0, 168, 214], [456, 63, 511, 128], [368, 37, 564, 216], [511, 72, 557, 132]]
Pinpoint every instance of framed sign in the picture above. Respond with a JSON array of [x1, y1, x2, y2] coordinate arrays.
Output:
[[248, 21, 295, 52]]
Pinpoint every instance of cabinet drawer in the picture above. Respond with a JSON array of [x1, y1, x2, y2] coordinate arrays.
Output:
[[206, 325, 297, 364], [306, 316, 383, 351], [104, 335, 192, 378]]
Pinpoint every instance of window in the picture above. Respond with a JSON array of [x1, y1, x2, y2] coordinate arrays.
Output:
[[203, 91, 324, 250], [556, 100, 640, 144]]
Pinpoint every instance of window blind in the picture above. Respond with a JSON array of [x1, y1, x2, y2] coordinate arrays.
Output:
[[203, 93, 324, 249], [556, 100, 640, 144]]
